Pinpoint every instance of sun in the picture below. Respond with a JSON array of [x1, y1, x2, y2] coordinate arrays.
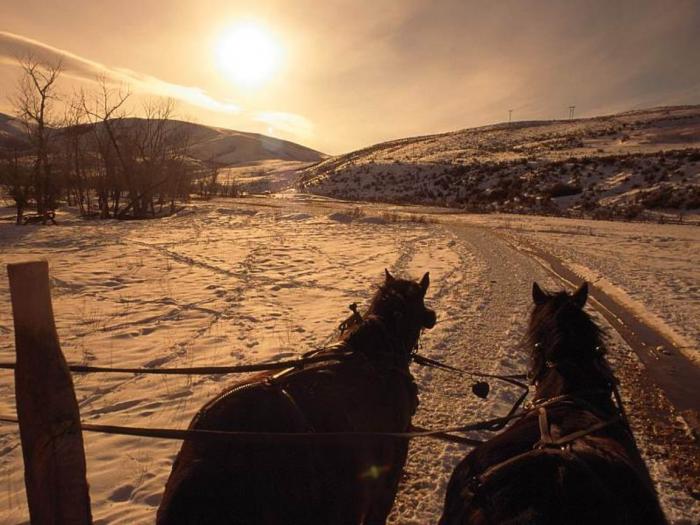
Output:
[[215, 23, 282, 88]]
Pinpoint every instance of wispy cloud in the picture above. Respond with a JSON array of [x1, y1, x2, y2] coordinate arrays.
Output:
[[253, 111, 314, 138], [0, 31, 240, 113]]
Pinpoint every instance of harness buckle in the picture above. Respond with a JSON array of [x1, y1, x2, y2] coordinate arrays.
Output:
[[339, 302, 363, 334]]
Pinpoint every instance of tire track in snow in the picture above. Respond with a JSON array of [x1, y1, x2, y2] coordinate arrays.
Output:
[[490, 230, 700, 519], [389, 224, 555, 524]]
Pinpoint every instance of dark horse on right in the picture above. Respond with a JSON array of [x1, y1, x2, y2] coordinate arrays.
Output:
[[440, 282, 667, 525]]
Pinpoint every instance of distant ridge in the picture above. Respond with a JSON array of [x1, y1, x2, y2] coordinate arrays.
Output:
[[0, 113, 326, 165], [0, 112, 27, 149]]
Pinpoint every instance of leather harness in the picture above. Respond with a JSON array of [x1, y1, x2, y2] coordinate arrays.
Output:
[[459, 389, 627, 509]]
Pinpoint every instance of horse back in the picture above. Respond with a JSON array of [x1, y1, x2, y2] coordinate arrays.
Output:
[[158, 356, 416, 524]]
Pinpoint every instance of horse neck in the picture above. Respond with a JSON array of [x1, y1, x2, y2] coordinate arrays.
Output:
[[344, 314, 417, 369]]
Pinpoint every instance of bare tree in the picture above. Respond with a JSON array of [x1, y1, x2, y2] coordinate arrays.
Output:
[[60, 95, 93, 215], [81, 78, 131, 218], [197, 161, 220, 200], [82, 87, 194, 219], [12, 56, 63, 223], [159, 114, 196, 213], [0, 147, 32, 224], [129, 98, 176, 217], [119, 98, 195, 217]]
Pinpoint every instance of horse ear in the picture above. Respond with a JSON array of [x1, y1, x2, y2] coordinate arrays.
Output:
[[532, 282, 547, 305], [572, 282, 588, 308], [384, 268, 395, 283], [419, 272, 430, 295]]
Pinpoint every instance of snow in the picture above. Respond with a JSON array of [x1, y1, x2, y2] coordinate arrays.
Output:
[[218, 159, 317, 193], [298, 105, 700, 216], [0, 199, 458, 523], [460, 213, 700, 365], [0, 197, 698, 523]]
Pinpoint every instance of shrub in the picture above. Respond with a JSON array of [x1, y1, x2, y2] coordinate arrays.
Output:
[[545, 182, 583, 198]]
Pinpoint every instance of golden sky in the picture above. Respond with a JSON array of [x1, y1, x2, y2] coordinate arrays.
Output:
[[1, 0, 699, 154]]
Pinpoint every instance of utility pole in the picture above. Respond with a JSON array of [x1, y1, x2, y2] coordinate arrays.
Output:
[[568, 105, 576, 120], [508, 109, 513, 124]]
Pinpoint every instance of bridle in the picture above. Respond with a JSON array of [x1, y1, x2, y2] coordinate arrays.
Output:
[[339, 289, 435, 363], [526, 344, 633, 444]]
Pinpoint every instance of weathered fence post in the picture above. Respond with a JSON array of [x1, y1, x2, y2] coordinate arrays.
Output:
[[8, 260, 92, 525]]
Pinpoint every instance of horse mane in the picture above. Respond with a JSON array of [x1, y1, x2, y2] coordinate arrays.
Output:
[[525, 289, 607, 382], [366, 279, 423, 318]]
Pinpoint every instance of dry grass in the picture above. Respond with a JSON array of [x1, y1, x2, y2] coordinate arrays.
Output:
[[381, 211, 439, 224]]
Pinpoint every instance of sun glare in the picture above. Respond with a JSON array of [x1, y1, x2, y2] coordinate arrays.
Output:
[[215, 23, 282, 88]]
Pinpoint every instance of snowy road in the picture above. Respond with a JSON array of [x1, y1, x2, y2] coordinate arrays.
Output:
[[0, 195, 698, 524], [389, 220, 699, 524], [388, 223, 556, 523]]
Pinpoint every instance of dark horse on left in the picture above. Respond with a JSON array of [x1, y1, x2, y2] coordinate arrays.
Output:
[[157, 270, 436, 525], [440, 282, 667, 525]]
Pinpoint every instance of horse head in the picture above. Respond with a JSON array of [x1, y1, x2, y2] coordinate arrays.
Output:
[[356, 269, 436, 363], [526, 282, 612, 397]]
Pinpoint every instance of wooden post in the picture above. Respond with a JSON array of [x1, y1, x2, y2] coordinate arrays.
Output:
[[8, 260, 92, 525]]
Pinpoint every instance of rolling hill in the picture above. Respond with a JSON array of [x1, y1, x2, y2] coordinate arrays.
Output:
[[0, 113, 325, 165], [298, 106, 700, 218], [0, 112, 27, 149]]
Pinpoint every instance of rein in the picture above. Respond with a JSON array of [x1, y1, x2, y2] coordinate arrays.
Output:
[[410, 353, 531, 431], [0, 366, 593, 446], [0, 300, 540, 447], [0, 352, 354, 376], [410, 354, 528, 387], [0, 411, 524, 444]]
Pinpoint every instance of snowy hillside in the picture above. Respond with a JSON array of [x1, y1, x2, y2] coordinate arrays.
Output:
[[161, 119, 324, 165], [218, 159, 317, 194], [298, 106, 700, 218]]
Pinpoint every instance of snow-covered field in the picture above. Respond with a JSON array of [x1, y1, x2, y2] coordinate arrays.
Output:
[[0, 196, 698, 524], [0, 198, 470, 524], [219, 159, 317, 193]]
